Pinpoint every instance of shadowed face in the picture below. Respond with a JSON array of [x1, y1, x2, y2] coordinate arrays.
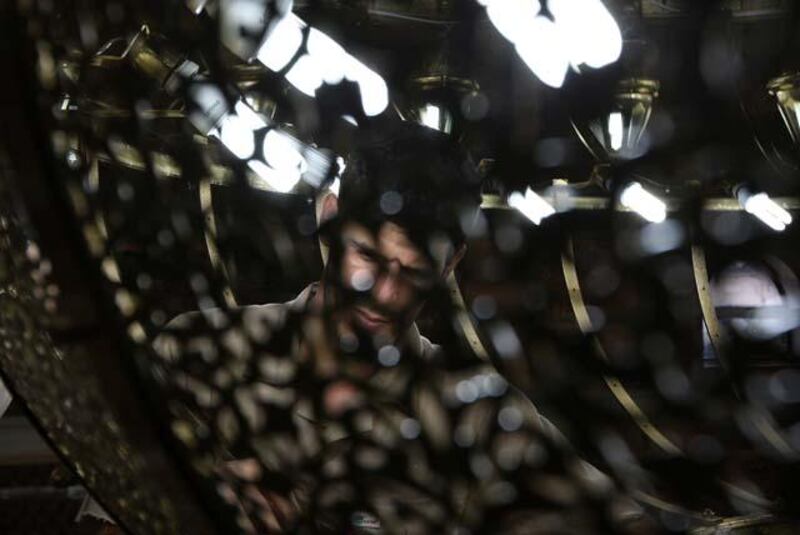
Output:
[[333, 221, 439, 344]]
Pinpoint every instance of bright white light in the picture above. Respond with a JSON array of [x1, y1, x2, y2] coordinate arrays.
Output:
[[285, 54, 323, 96], [743, 192, 792, 232], [253, 12, 388, 116], [216, 114, 256, 159], [515, 15, 570, 88], [479, 0, 622, 87], [329, 177, 340, 196], [420, 104, 441, 130], [608, 111, 624, 151], [550, 0, 622, 69], [234, 100, 267, 131], [343, 58, 389, 117], [508, 187, 556, 225], [619, 182, 667, 223], [263, 129, 307, 173], [486, 0, 538, 44], [256, 13, 304, 71], [248, 159, 302, 193], [307, 28, 347, 85]]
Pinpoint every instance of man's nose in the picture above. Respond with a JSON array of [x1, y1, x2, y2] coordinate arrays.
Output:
[[373, 260, 401, 304]]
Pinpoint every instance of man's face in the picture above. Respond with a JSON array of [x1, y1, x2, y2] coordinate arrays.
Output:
[[333, 221, 438, 344]]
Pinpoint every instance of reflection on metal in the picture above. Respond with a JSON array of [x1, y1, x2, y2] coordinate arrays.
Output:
[[562, 237, 683, 456], [690, 245, 730, 375], [578, 79, 660, 162], [767, 72, 800, 146], [198, 179, 238, 307], [446, 272, 490, 362]]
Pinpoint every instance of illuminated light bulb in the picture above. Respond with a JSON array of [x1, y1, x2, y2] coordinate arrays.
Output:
[[619, 182, 667, 223], [485, 0, 538, 44], [256, 13, 304, 71], [740, 191, 792, 232], [285, 54, 323, 96], [234, 100, 268, 131], [343, 58, 389, 117], [248, 160, 301, 193], [515, 15, 569, 89], [608, 111, 624, 151], [262, 129, 307, 173], [214, 113, 256, 159], [307, 28, 347, 85], [550, 0, 622, 69], [508, 187, 556, 225]]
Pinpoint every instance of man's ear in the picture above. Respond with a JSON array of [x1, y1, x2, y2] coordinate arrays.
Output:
[[442, 243, 466, 278]]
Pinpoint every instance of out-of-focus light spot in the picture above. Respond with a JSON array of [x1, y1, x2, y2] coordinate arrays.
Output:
[[655, 365, 691, 402], [585, 264, 620, 299], [461, 91, 489, 121], [350, 269, 375, 292], [769, 370, 800, 404], [534, 137, 568, 168], [739, 190, 792, 232], [639, 219, 685, 255], [472, 295, 497, 320], [65, 150, 81, 169], [608, 111, 624, 151], [341, 115, 358, 126], [379, 191, 403, 215], [619, 182, 666, 223], [509, 187, 556, 225], [494, 224, 523, 254], [400, 418, 421, 439], [378, 345, 401, 367], [456, 379, 480, 403], [498, 406, 523, 431], [490, 322, 522, 359]]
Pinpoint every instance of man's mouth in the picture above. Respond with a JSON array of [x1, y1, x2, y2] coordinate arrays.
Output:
[[354, 306, 390, 331]]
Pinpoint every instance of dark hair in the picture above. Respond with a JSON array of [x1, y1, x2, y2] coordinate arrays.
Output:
[[335, 122, 481, 255]]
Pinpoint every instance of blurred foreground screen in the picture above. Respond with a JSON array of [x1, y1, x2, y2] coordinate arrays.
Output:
[[1, 0, 800, 533]]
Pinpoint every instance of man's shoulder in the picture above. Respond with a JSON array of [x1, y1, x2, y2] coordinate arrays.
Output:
[[153, 285, 317, 360]]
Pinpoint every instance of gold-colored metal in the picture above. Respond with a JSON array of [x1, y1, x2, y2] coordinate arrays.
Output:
[[690, 244, 734, 384], [561, 237, 683, 456], [446, 272, 491, 362], [767, 72, 800, 145], [410, 75, 479, 94], [199, 179, 238, 307]]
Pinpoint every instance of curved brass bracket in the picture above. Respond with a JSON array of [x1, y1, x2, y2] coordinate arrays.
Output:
[[561, 237, 682, 456], [198, 179, 238, 308], [446, 271, 491, 362]]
